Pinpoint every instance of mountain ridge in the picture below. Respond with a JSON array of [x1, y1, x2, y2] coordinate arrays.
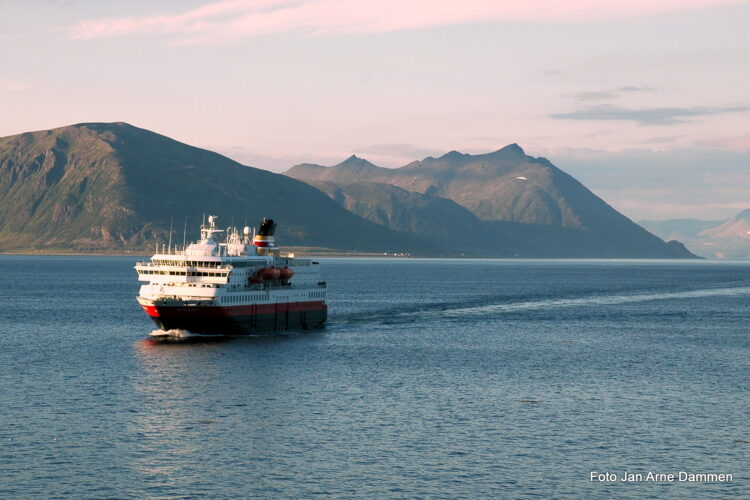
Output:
[[286, 147, 697, 258]]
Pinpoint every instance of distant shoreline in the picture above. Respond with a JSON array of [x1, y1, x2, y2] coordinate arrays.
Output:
[[0, 248, 408, 258], [0, 250, 740, 261]]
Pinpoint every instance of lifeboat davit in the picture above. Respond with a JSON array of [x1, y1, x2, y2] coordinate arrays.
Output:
[[279, 266, 294, 280], [261, 267, 281, 280]]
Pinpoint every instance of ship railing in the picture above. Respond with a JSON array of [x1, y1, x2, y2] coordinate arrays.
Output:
[[135, 262, 233, 271]]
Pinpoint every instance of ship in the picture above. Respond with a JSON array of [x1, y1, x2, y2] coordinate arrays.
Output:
[[135, 216, 327, 336]]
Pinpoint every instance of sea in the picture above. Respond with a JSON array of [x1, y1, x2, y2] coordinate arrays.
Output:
[[0, 255, 748, 499]]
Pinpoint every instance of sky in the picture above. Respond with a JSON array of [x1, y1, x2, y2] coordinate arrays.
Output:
[[1, 0, 748, 220]]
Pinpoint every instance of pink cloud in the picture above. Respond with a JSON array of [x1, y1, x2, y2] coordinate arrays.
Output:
[[71, 0, 746, 42]]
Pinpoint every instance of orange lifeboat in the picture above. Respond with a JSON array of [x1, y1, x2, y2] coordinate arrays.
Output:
[[279, 266, 294, 280], [261, 267, 281, 280]]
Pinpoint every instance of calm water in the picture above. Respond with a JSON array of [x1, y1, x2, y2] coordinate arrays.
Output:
[[0, 256, 748, 499]]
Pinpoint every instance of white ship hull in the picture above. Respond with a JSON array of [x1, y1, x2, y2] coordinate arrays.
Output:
[[136, 216, 327, 335]]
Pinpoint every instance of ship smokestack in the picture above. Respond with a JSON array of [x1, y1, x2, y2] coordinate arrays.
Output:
[[253, 218, 277, 248], [259, 218, 276, 236]]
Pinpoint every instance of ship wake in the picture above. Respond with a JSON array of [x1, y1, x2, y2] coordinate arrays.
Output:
[[436, 285, 750, 319], [333, 285, 750, 325], [149, 328, 210, 340], [151, 328, 187, 337]]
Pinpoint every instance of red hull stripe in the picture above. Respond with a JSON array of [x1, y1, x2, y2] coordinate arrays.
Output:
[[143, 301, 326, 318]]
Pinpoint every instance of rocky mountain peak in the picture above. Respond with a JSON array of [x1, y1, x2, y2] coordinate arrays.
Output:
[[439, 150, 466, 160], [492, 143, 525, 156], [336, 154, 377, 169]]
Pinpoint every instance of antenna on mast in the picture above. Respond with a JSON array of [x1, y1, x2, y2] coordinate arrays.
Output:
[[168, 216, 174, 254], [182, 216, 187, 251]]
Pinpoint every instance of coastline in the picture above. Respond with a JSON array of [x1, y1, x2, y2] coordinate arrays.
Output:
[[0, 247, 404, 258], [0, 250, 744, 262]]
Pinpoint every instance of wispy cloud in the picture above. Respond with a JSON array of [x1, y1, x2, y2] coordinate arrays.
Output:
[[70, 0, 746, 43], [551, 104, 748, 125], [618, 85, 657, 93], [0, 80, 29, 92], [570, 91, 618, 101], [567, 85, 658, 102], [643, 135, 683, 144]]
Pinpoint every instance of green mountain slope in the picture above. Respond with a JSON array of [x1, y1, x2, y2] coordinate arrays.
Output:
[[309, 181, 483, 239]]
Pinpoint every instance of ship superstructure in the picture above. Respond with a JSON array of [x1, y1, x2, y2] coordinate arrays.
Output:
[[135, 216, 327, 335]]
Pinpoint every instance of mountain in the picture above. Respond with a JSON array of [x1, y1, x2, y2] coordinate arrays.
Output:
[[289, 145, 607, 227], [696, 209, 750, 258], [639, 218, 727, 241], [700, 209, 750, 239], [640, 211, 750, 259], [0, 122, 440, 253], [289, 155, 388, 184], [286, 146, 697, 258]]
